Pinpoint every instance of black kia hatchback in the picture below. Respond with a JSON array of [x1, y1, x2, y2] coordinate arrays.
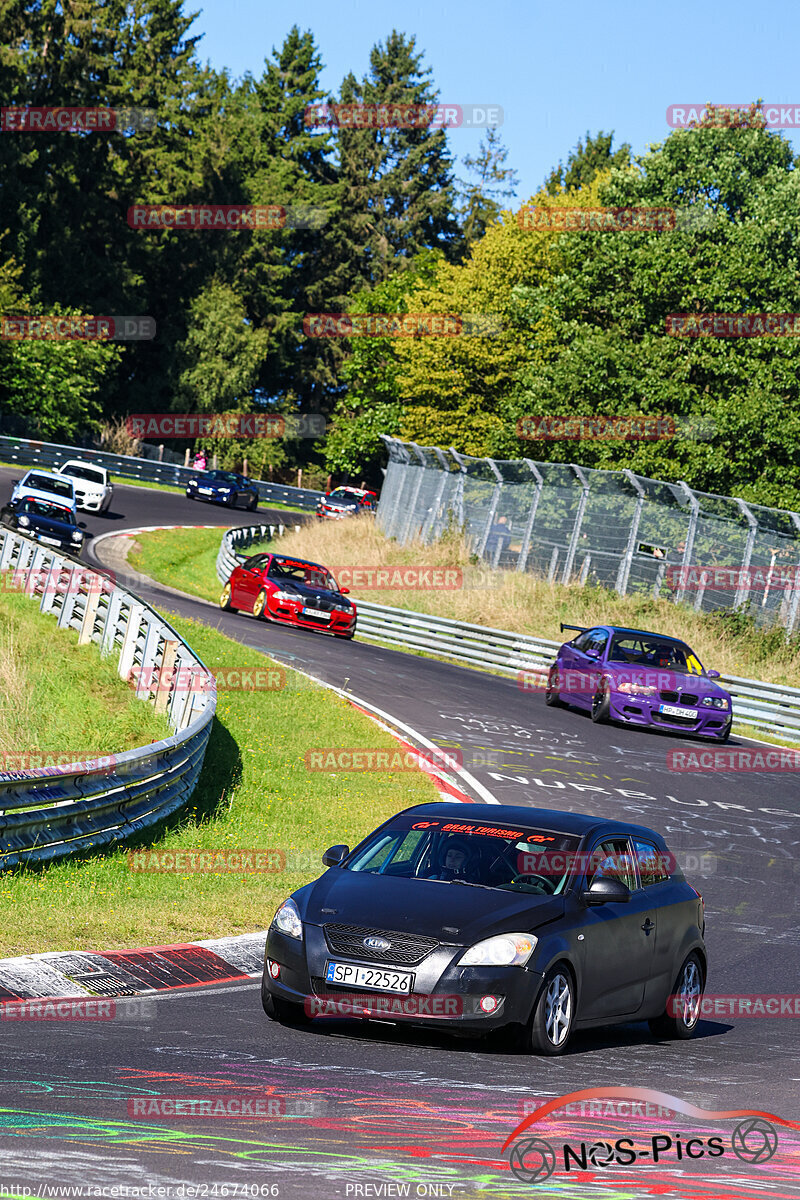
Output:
[[262, 803, 707, 1054]]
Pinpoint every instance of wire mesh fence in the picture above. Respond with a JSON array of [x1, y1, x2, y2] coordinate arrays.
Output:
[[377, 437, 800, 638]]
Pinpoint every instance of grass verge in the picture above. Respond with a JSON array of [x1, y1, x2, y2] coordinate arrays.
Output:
[[0, 610, 439, 955], [0, 584, 171, 759], [129, 521, 800, 691]]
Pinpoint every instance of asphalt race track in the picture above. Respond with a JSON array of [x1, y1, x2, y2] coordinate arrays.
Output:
[[2, 467, 799, 1199]]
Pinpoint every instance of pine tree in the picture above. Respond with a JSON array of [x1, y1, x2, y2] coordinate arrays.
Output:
[[457, 126, 519, 246]]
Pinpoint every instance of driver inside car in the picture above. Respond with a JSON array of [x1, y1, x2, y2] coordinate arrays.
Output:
[[424, 837, 478, 881]]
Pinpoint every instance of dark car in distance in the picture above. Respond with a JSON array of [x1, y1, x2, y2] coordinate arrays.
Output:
[[220, 552, 356, 638], [1, 496, 87, 557], [546, 624, 733, 741], [316, 486, 377, 521], [186, 470, 259, 510], [262, 803, 706, 1054]]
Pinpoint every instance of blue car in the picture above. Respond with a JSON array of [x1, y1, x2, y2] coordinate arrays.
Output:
[[1, 496, 87, 557], [185, 470, 259, 510], [545, 624, 732, 741]]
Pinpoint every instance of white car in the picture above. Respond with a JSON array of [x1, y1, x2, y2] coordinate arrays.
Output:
[[11, 470, 77, 517], [55, 460, 114, 514]]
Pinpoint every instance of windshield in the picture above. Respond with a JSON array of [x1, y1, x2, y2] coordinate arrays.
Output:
[[20, 498, 75, 524], [62, 465, 104, 484], [23, 474, 73, 499], [345, 818, 583, 896], [206, 471, 239, 484], [268, 557, 338, 592], [608, 633, 705, 675], [328, 491, 359, 506]]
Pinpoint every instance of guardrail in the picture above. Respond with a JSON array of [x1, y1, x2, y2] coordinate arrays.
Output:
[[215, 524, 800, 744], [0, 529, 216, 868], [0, 434, 325, 511]]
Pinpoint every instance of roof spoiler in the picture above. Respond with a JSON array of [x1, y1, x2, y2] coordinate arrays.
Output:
[[560, 623, 589, 634]]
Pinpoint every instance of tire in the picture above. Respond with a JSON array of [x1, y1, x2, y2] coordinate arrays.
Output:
[[523, 964, 575, 1055], [591, 677, 611, 723], [545, 666, 564, 707], [225, 492, 236, 507], [247, 493, 258, 511], [648, 952, 704, 1040], [252, 589, 268, 619], [718, 721, 732, 744], [261, 975, 306, 1024], [219, 581, 236, 612]]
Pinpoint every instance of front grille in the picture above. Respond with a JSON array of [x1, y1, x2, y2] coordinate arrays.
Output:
[[659, 690, 698, 705], [324, 924, 439, 966]]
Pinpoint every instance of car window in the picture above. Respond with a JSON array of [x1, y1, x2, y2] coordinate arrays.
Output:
[[634, 839, 671, 886], [20, 498, 75, 523], [572, 630, 594, 651], [23, 474, 73, 498], [62, 465, 104, 484], [587, 838, 638, 891], [242, 554, 268, 570], [587, 629, 609, 656], [608, 633, 705, 675], [268, 558, 338, 591]]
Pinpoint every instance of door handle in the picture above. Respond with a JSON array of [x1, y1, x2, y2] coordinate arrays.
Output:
[[641, 919, 655, 935]]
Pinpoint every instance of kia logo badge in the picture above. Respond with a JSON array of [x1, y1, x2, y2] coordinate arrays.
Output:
[[363, 936, 391, 951]]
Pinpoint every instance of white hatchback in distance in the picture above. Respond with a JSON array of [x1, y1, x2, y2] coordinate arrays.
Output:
[[55, 460, 114, 513]]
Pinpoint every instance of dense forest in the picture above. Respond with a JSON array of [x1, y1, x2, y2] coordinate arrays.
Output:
[[1, 1, 799, 508]]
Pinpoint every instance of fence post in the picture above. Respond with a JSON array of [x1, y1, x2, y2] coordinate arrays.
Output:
[[398, 443, 428, 544], [516, 459, 544, 572], [675, 482, 700, 604], [562, 465, 590, 584], [420, 448, 451, 543], [784, 514, 800, 640], [615, 470, 646, 595], [448, 447, 467, 535], [733, 500, 758, 609], [476, 458, 504, 559]]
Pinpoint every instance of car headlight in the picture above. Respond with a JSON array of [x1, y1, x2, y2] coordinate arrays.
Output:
[[18, 516, 30, 528], [71, 530, 83, 541], [272, 590, 298, 603], [334, 602, 351, 612], [703, 696, 728, 709], [618, 682, 658, 696], [458, 933, 537, 967], [272, 898, 302, 940]]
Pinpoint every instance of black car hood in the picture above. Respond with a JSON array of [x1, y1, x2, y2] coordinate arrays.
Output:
[[270, 580, 352, 609], [301, 871, 565, 941]]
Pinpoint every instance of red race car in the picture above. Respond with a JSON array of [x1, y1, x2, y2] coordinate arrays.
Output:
[[219, 552, 357, 639], [316, 486, 377, 520]]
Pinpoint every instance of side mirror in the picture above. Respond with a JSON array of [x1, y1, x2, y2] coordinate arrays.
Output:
[[340, 587, 350, 595], [585, 647, 600, 660], [582, 877, 631, 906], [6, 498, 19, 509], [322, 844, 349, 868], [78, 521, 87, 529], [707, 669, 720, 679]]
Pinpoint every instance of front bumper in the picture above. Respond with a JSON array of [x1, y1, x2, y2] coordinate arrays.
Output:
[[268, 599, 356, 636], [264, 925, 541, 1032], [74, 491, 107, 512], [609, 692, 731, 738]]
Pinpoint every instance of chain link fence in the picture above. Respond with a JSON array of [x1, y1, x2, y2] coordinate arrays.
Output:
[[377, 437, 800, 638]]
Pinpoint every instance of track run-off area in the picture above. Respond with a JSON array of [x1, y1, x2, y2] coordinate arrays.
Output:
[[1, 467, 798, 1200]]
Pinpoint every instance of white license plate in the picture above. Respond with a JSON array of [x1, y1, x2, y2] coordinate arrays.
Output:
[[325, 961, 413, 993], [199, 488, 213, 494], [659, 703, 696, 718], [39, 536, 60, 546], [303, 608, 331, 620]]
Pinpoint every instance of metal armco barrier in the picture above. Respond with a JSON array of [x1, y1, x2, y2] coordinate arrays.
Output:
[[215, 524, 800, 743], [215, 523, 302, 586], [0, 434, 324, 511], [0, 529, 216, 868]]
